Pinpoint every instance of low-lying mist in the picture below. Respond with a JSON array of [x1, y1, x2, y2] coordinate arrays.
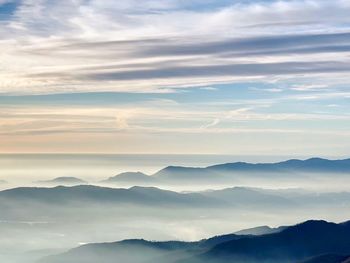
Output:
[[1, 155, 350, 262], [1, 184, 350, 262]]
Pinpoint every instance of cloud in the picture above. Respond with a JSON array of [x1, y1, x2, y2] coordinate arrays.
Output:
[[201, 118, 220, 129], [1, 102, 350, 136], [250, 87, 283, 93], [0, 0, 14, 5], [199, 87, 217, 91], [290, 84, 329, 91], [1, 0, 350, 94]]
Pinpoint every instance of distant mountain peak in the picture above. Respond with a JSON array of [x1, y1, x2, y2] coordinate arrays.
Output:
[[129, 185, 162, 191], [234, 225, 285, 236], [103, 171, 154, 184], [285, 219, 336, 232], [52, 177, 86, 182], [35, 177, 87, 185]]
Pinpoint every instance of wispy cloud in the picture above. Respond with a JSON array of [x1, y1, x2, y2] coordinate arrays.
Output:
[[1, 0, 350, 155], [1, 0, 350, 94], [1, 102, 350, 136]]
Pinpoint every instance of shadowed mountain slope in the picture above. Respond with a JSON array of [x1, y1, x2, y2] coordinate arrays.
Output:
[[189, 220, 350, 263], [300, 254, 350, 263], [39, 220, 350, 263]]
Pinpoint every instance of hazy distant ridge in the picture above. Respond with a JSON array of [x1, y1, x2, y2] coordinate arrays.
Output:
[[107, 157, 350, 184]]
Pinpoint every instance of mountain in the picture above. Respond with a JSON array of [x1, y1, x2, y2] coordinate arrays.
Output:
[[200, 233, 245, 248], [189, 220, 350, 263], [301, 254, 350, 263], [102, 172, 155, 185], [39, 233, 247, 263], [0, 179, 7, 184], [38, 220, 350, 263], [39, 239, 198, 263], [35, 177, 87, 186], [2, 184, 350, 213], [153, 166, 213, 180], [0, 185, 300, 210], [0, 185, 220, 207], [111, 158, 350, 184], [234, 225, 286, 236], [206, 158, 350, 173]]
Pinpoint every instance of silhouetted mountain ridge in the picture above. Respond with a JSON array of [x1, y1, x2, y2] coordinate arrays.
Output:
[[109, 158, 350, 184], [39, 220, 350, 263], [206, 157, 350, 172], [2, 184, 350, 209], [195, 220, 350, 263], [0, 185, 220, 207]]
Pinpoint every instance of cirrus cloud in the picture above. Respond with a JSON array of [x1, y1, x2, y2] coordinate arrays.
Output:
[[0, 0, 350, 94]]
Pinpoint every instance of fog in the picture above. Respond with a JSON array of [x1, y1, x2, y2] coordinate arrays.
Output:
[[0, 153, 337, 188], [1, 154, 350, 192], [1, 185, 350, 262], [0, 154, 350, 262]]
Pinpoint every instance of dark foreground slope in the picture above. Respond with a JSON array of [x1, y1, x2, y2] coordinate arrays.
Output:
[[187, 220, 350, 263], [301, 254, 350, 263], [39, 220, 350, 263]]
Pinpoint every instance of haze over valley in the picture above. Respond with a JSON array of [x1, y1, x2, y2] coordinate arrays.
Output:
[[0, 155, 350, 262]]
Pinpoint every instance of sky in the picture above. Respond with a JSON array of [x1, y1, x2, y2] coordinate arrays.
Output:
[[0, 0, 350, 156]]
